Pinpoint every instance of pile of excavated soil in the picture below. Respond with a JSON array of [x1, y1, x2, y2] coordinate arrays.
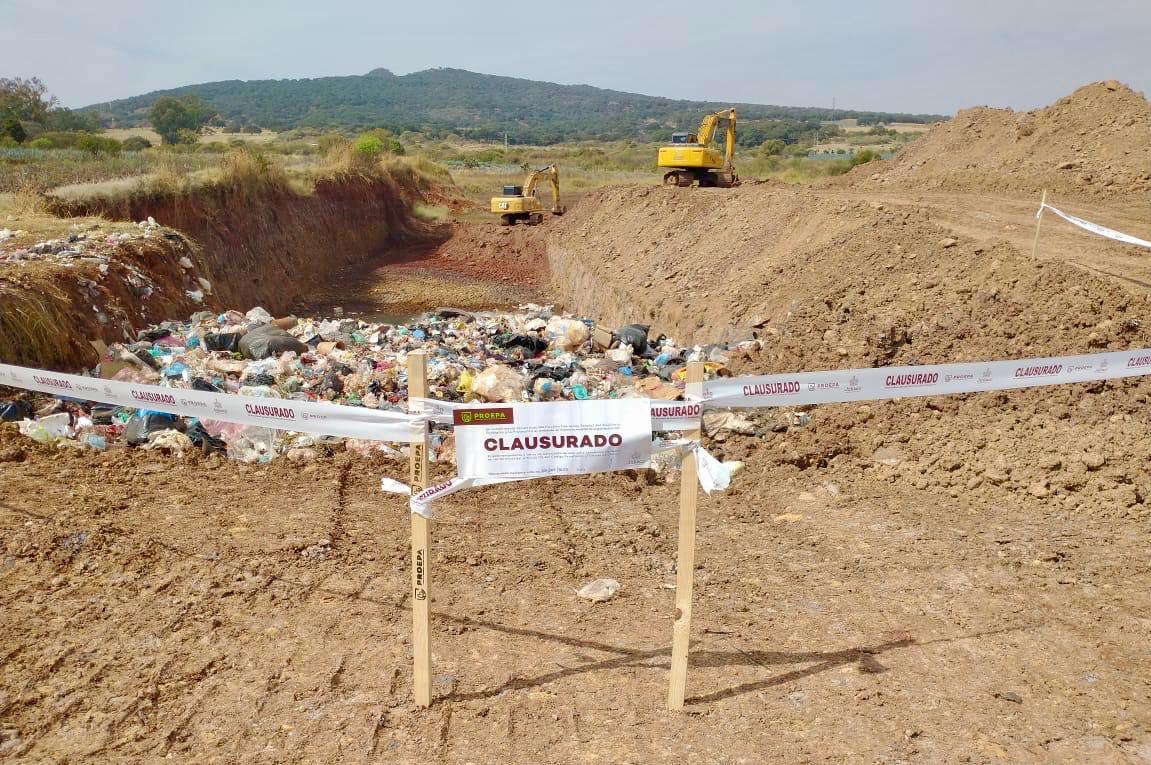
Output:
[[550, 181, 1151, 518], [550, 183, 1151, 358], [843, 81, 1151, 200]]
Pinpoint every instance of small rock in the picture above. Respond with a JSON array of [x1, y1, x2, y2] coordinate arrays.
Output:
[[1082, 452, 1106, 469], [984, 468, 1010, 485], [1028, 482, 1051, 498], [994, 691, 1023, 704], [940, 238, 959, 248], [178, 256, 193, 269], [1057, 161, 1078, 170]]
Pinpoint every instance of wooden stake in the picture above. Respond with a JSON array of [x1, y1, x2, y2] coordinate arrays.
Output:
[[668, 360, 705, 710], [1032, 189, 1048, 258], [407, 350, 432, 708]]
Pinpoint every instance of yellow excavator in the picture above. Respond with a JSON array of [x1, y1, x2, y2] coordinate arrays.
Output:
[[657, 108, 739, 187], [490, 164, 565, 225]]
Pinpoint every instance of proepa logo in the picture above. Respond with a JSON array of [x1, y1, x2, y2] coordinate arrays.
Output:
[[1127, 354, 1151, 368], [453, 407, 514, 426]]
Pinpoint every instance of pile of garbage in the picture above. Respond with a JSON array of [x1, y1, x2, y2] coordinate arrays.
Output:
[[0, 218, 214, 305], [2, 304, 744, 463], [1, 218, 160, 264]]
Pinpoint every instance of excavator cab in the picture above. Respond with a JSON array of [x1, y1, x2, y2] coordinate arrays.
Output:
[[670, 132, 697, 145]]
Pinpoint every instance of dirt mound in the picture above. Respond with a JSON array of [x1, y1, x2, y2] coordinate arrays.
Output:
[[549, 182, 1151, 518], [849, 81, 1151, 200], [550, 183, 1151, 358]]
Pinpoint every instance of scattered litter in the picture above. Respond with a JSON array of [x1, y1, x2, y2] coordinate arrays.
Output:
[[576, 578, 620, 602]]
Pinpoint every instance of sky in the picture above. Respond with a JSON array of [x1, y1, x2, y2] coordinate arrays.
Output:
[[2, 0, 1149, 115]]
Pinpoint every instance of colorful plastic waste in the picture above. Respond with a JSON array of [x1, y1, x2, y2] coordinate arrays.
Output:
[[10, 303, 754, 462]]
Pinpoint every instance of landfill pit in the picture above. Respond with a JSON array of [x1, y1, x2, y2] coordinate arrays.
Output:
[[3, 303, 727, 466]]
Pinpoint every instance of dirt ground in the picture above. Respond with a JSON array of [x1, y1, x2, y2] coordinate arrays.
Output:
[[1, 401, 1149, 764], [291, 220, 550, 320], [4, 81, 1151, 763]]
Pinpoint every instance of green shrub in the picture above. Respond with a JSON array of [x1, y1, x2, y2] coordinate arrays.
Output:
[[2, 117, 26, 144], [353, 134, 385, 159], [850, 149, 879, 166], [121, 135, 152, 151], [759, 138, 784, 157], [75, 134, 121, 155], [27, 137, 53, 150]]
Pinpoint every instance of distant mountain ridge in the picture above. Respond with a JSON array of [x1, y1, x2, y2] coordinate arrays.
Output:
[[82, 67, 944, 144]]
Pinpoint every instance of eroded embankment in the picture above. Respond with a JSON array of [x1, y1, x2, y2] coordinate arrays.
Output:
[[50, 172, 437, 314], [2, 171, 438, 370], [0, 229, 208, 370]]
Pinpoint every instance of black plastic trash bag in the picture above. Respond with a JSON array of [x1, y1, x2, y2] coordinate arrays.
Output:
[[238, 325, 308, 360], [616, 324, 651, 355]]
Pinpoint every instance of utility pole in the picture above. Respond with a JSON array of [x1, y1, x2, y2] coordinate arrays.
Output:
[[504, 132, 509, 150]]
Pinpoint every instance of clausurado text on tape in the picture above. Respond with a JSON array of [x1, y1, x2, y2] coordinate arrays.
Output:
[[702, 348, 1151, 409], [1038, 203, 1151, 250], [0, 362, 425, 443], [412, 396, 704, 432]]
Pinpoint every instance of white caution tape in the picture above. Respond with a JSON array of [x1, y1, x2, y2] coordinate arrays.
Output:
[[0, 363, 426, 443], [703, 348, 1151, 409], [406, 438, 727, 518], [411, 396, 703, 432], [1039, 203, 1151, 250]]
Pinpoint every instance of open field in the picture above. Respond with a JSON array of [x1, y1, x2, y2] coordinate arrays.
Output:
[[103, 126, 281, 144]]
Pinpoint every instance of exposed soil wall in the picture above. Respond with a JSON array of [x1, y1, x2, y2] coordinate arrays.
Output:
[[50, 174, 437, 314]]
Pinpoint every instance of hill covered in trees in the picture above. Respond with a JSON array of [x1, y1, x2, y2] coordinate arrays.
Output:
[[83, 68, 943, 145]]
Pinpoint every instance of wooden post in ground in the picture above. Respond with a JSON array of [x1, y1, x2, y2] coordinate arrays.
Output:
[[1032, 189, 1048, 258], [668, 360, 705, 710], [407, 350, 432, 708]]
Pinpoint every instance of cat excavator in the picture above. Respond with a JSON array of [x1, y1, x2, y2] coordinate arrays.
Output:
[[657, 108, 739, 187], [490, 164, 565, 225]]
